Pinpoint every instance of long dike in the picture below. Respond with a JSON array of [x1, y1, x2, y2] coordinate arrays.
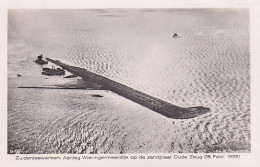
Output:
[[46, 58, 210, 119]]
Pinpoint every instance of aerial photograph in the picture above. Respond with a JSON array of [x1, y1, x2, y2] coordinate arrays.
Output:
[[8, 9, 250, 154]]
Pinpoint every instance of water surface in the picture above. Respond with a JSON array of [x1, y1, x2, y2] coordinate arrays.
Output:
[[8, 9, 250, 153]]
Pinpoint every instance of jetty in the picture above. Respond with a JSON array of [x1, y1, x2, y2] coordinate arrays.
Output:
[[46, 58, 210, 119]]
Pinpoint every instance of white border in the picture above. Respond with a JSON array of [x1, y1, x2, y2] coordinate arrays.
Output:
[[1, 0, 260, 167]]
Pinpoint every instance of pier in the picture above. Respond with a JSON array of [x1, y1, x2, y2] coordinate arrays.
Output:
[[46, 58, 210, 119]]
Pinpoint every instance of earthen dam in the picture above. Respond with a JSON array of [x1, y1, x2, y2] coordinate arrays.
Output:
[[47, 58, 210, 119]]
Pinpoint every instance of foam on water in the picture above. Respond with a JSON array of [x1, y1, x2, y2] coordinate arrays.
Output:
[[8, 9, 250, 153]]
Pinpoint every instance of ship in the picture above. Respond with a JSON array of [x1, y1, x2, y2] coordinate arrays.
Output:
[[34, 54, 48, 65]]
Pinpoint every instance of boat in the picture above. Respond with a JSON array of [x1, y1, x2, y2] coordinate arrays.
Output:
[[173, 33, 180, 38], [42, 67, 65, 76], [34, 54, 48, 65]]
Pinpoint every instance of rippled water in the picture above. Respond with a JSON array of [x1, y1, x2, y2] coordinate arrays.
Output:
[[8, 9, 250, 153]]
